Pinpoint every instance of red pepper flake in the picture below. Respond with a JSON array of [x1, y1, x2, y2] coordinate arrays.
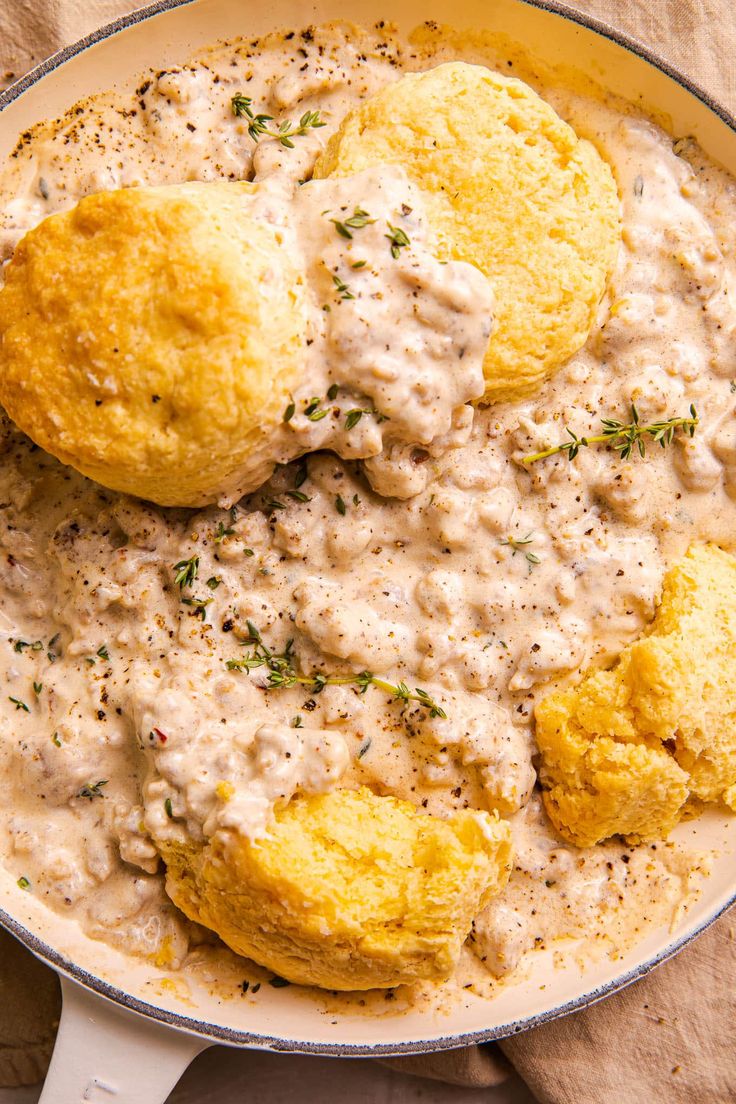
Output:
[[153, 727, 168, 744]]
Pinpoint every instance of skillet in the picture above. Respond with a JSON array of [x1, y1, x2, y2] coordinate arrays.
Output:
[[0, 2, 734, 1100]]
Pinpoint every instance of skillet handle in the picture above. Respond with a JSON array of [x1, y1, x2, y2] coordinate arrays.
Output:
[[39, 975, 209, 1104]]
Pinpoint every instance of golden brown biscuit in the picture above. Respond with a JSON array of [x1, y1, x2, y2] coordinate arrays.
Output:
[[315, 62, 621, 402], [159, 786, 513, 990], [536, 544, 736, 846], [0, 182, 307, 506]]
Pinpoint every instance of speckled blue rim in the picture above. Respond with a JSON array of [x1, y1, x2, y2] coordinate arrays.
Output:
[[0, 0, 734, 1057]]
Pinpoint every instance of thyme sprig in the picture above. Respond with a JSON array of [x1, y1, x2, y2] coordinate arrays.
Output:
[[225, 622, 446, 718], [522, 404, 698, 465], [231, 94, 325, 147], [501, 533, 541, 569]]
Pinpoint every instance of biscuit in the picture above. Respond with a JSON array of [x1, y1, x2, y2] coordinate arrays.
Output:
[[315, 62, 621, 401], [0, 182, 307, 506], [536, 544, 736, 846], [159, 786, 513, 990]]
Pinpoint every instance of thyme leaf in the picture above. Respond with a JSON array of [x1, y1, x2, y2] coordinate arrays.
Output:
[[77, 780, 108, 800], [501, 533, 540, 569], [332, 273, 354, 300], [304, 396, 330, 422], [173, 555, 199, 589], [329, 206, 375, 239], [385, 222, 410, 259], [181, 596, 213, 621], [214, 520, 235, 543]]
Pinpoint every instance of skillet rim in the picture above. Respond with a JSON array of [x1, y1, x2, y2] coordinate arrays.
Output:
[[0, 0, 734, 1055]]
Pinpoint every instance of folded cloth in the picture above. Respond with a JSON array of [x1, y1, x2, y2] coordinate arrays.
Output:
[[0, 928, 60, 1087], [0, 1, 734, 1102]]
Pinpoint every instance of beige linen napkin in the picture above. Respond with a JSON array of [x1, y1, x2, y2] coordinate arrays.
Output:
[[0, 1, 734, 1100]]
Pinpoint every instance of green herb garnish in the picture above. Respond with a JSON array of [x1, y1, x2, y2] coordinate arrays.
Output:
[[345, 408, 369, 430], [231, 94, 325, 147], [173, 555, 199, 589], [8, 696, 29, 712], [225, 625, 446, 718], [501, 533, 541, 571], [214, 521, 235, 544], [304, 397, 330, 422], [386, 222, 410, 259], [294, 461, 308, 488], [77, 780, 107, 800], [329, 206, 375, 239], [332, 273, 354, 301], [522, 404, 698, 465], [181, 596, 213, 621]]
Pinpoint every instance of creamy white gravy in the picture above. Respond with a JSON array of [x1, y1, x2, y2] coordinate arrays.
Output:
[[0, 22, 733, 996], [187, 168, 492, 504]]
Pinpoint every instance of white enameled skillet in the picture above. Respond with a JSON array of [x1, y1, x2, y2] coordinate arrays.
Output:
[[0, 2, 734, 1100]]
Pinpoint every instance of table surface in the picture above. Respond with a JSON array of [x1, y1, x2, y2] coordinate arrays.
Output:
[[0, 1048, 536, 1102]]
